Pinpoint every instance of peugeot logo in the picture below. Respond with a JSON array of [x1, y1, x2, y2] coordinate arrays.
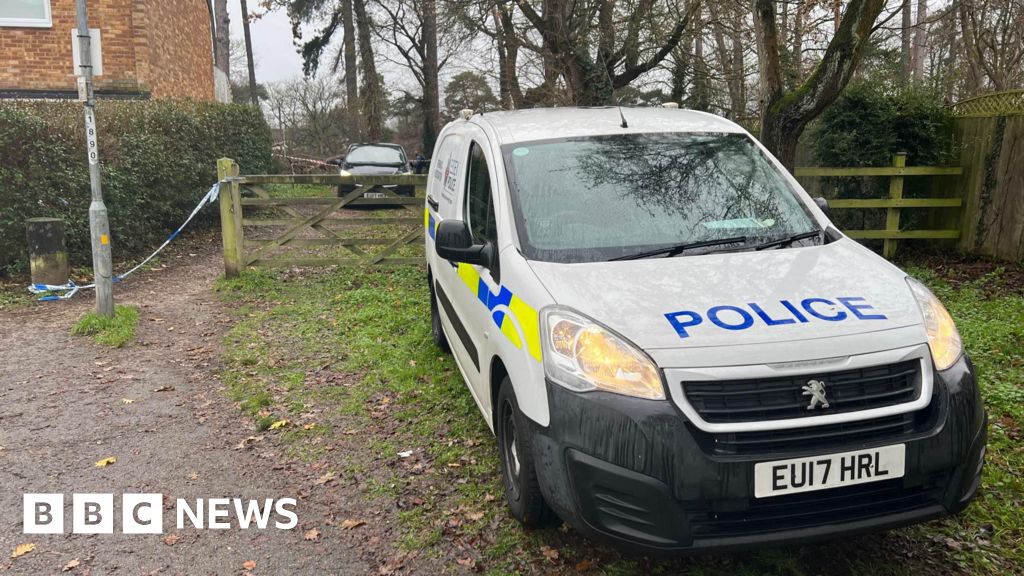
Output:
[[802, 379, 830, 410]]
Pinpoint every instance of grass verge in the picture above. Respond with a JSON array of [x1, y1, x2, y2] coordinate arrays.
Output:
[[216, 261, 1023, 575], [71, 305, 140, 347]]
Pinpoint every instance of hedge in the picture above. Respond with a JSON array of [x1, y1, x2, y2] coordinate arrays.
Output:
[[0, 100, 272, 276]]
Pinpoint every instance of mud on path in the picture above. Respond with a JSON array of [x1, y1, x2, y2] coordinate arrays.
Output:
[[0, 236, 370, 575]]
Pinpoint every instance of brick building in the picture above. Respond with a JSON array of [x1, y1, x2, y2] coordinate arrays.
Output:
[[0, 0, 217, 100]]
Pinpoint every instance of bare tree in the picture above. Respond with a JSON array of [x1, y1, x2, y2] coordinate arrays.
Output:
[[958, 0, 1024, 92], [753, 0, 885, 169], [508, 0, 700, 105], [372, 0, 448, 152]]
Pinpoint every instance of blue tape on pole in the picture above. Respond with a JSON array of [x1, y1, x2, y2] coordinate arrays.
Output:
[[26, 182, 221, 302]]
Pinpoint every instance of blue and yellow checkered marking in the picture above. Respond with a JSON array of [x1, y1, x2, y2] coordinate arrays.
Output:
[[425, 208, 438, 239], [457, 262, 542, 362], [427, 207, 541, 361]]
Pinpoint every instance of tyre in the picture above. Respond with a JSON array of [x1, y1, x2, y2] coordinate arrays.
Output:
[[430, 281, 450, 353], [496, 377, 555, 526]]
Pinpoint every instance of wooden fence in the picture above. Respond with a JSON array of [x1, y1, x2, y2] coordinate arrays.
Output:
[[795, 153, 963, 258], [216, 158, 427, 277], [950, 90, 1024, 262]]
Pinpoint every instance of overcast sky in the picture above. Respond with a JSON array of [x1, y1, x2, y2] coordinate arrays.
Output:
[[226, 3, 304, 84]]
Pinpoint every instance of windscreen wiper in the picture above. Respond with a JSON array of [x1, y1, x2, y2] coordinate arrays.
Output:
[[751, 230, 823, 251], [610, 236, 748, 261]]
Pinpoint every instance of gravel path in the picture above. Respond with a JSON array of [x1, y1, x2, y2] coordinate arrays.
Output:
[[0, 240, 369, 575]]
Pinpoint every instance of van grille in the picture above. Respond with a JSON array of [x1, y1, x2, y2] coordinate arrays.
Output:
[[707, 412, 920, 455], [682, 360, 921, 424]]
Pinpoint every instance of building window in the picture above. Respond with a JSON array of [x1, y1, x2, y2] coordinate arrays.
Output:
[[0, 0, 52, 28]]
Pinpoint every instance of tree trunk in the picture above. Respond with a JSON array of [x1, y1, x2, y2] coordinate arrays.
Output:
[[213, 0, 230, 81], [495, 1, 522, 108], [352, 0, 383, 140], [670, 44, 688, 103], [912, 0, 928, 82], [791, 0, 803, 80], [901, 0, 913, 80], [421, 0, 440, 154], [341, 0, 359, 117], [691, 16, 709, 111], [239, 0, 258, 106]]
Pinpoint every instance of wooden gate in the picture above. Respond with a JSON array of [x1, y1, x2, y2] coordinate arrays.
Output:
[[795, 153, 964, 258], [216, 158, 428, 277]]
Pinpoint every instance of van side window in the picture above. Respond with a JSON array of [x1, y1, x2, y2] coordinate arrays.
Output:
[[465, 141, 497, 246]]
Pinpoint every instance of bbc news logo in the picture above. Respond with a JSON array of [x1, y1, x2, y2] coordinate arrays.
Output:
[[24, 494, 298, 534]]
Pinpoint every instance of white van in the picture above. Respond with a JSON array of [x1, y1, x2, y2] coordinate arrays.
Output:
[[423, 107, 985, 552]]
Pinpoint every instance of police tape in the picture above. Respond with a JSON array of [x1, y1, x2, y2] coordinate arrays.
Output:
[[273, 152, 333, 167], [27, 182, 221, 302]]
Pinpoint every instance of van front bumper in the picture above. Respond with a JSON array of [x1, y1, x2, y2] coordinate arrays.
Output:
[[529, 355, 986, 553]]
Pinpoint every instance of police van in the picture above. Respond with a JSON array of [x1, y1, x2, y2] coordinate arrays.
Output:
[[422, 107, 985, 552]]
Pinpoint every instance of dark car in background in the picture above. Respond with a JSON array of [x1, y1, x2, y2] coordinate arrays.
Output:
[[337, 143, 415, 198]]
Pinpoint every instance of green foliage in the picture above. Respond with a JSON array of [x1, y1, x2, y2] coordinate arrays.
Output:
[[0, 100, 272, 276], [814, 82, 954, 168], [443, 71, 500, 121], [71, 305, 140, 347], [809, 84, 955, 233]]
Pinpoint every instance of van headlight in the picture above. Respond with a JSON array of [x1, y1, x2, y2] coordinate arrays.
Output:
[[906, 277, 963, 371], [541, 307, 665, 400]]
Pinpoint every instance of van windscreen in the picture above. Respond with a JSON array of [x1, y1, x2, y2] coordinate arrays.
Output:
[[502, 132, 819, 263]]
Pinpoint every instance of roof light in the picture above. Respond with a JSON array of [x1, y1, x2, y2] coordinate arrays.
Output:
[[460, 109, 474, 120], [662, 102, 679, 109]]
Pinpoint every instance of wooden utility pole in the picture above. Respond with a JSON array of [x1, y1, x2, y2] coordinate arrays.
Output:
[[76, 0, 114, 316]]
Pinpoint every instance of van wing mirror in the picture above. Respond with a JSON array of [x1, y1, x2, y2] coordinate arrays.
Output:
[[435, 219, 494, 268], [814, 197, 831, 218]]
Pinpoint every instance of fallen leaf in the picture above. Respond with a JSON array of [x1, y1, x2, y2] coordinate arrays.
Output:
[[235, 435, 264, 450], [340, 519, 365, 530], [95, 457, 117, 468], [302, 423, 316, 430], [447, 462, 461, 468], [397, 450, 414, 458], [188, 471, 199, 481], [11, 543, 35, 559], [456, 557, 476, 569], [62, 558, 80, 571], [269, 419, 289, 430], [242, 560, 257, 570], [539, 545, 559, 561], [574, 560, 596, 571], [163, 533, 181, 546], [483, 493, 496, 502], [121, 398, 134, 404], [303, 528, 321, 541], [153, 385, 174, 392], [314, 472, 336, 485], [465, 511, 485, 522]]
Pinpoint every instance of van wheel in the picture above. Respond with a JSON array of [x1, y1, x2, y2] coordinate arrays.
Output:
[[429, 282, 450, 353], [496, 377, 554, 526]]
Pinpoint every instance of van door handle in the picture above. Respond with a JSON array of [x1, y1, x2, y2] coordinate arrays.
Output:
[[427, 196, 439, 211]]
